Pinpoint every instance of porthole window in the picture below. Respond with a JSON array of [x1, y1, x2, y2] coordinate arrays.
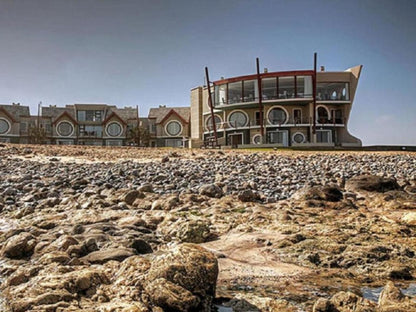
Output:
[[166, 121, 182, 136], [292, 132, 306, 144], [0, 118, 10, 134], [206, 115, 222, 130], [228, 111, 248, 128], [57, 121, 74, 137], [252, 134, 262, 144], [106, 122, 122, 137], [268, 107, 287, 125]]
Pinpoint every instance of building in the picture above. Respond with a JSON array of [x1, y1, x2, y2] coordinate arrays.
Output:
[[190, 64, 362, 148], [148, 105, 190, 147], [0, 103, 31, 143]]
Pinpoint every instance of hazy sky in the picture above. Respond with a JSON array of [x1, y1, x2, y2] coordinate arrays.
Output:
[[0, 0, 415, 145]]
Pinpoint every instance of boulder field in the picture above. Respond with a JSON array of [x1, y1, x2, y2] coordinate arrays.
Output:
[[0, 144, 415, 311]]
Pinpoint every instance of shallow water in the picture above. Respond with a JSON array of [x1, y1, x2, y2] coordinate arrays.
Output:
[[362, 283, 416, 302]]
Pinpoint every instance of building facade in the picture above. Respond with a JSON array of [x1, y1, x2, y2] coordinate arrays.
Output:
[[190, 65, 362, 148]]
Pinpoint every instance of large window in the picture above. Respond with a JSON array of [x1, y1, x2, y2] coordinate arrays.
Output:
[[317, 107, 329, 123], [317, 130, 332, 143], [228, 81, 242, 104], [80, 125, 103, 137], [279, 77, 295, 98], [106, 122, 122, 137], [317, 82, 349, 101], [57, 121, 74, 137], [0, 118, 10, 134], [77, 110, 104, 121], [214, 84, 227, 106], [296, 76, 312, 97], [262, 78, 277, 100], [243, 80, 256, 102], [228, 111, 248, 128], [166, 121, 182, 136], [268, 107, 287, 125]]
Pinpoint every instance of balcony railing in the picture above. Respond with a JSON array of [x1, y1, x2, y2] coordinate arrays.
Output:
[[78, 131, 102, 138], [215, 93, 313, 106]]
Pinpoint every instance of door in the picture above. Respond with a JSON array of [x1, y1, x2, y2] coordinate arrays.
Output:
[[230, 134, 243, 147]]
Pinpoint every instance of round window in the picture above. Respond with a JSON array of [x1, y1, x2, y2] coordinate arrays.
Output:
[[57, 122, 74, 137], [293, 132, 305, 144], [107, 122, 122, 137], [268, 108, 287, 125], [253, 134, 262, 144], [228, 111, 247, 128], [206, 115, 222, 130], [0, 119, 10, 134], [166, 121, 182, 136]]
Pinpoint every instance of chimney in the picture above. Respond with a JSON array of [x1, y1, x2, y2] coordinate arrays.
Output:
[[320, 66, 325, 72], [264, 68, 268, 73]]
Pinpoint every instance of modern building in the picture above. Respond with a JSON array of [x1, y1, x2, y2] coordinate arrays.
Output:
[[190, 64, 362, 148]]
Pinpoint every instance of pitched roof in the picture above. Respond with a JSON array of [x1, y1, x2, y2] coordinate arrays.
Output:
[[148, 107, 190, 124], [42, 106, 77, 123], [0, 104, 30, 122], [110, 107, 137, 122]]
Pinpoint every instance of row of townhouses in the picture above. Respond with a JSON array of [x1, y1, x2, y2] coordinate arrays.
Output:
[[0, 62, 362, 148]]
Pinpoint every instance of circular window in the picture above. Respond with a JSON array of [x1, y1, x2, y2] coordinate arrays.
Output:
[[228, 111, 248, 128], [107, 122, 122, 137], [57, 121, 74, 137], [206, 115, 222, 130], [166, 121, 182, 136], [268, 107, 287, 125], [0, 118, 10, 134], [252, 134, 262, 144], [292, 132, 305, 144]]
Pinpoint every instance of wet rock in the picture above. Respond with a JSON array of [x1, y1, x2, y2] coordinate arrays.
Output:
[[346, 175, 401, 193], [145, 243, 218, 311], [199, 184, 224, 198], [314, 291, 376, 312], [1, 232, 37, 259], [81, 248, 135, 264]]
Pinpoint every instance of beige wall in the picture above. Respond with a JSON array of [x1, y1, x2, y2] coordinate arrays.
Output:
[[157, 114, 189, 138]]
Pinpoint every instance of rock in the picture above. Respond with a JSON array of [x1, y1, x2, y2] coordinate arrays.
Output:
[[199, 184, 224, 198], [161, 156, 169, 163], [345, 175, 401, 193], [238, 189, 261, 202], [1, 232, 37, 259], [387, 265, 413, 280], [291, 185, 343, 202], [81, 248, 135, 264], [378, 281, 404, 307], [123, 190, 144, 205], [145, 243, 218, 312], [129, 239, 153, 254], [320, 291, 377, 312], [401, 212, 416, 226], [138, 183, 154, 193]]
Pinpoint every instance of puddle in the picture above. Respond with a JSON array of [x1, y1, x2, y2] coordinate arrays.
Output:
[[212, 305, 233, 312], [362, 283, 416, 302]]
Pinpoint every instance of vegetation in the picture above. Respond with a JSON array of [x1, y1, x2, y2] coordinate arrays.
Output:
[[129, 125, 151, 147], [28, 125, 47, 144]]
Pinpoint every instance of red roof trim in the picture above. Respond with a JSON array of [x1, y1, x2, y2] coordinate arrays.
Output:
[[51, 111, 78, 125], [0, 107, 17, 123], [159, 109, 189, 125], [103, 111, 127, 125], [213, 70, 315, 85]]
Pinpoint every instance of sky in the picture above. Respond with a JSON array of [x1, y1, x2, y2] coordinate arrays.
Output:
[[0, 0, 415, 145]]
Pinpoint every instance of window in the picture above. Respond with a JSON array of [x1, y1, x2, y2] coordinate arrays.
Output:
[[0, 118, 10, 134], [252, 134, 262, 144], [86, 111, 94, 121], [228, 81, 242, 104], [57, 121, 74, 137], [95, 111, 102, 121], [293, 109, 302, 124], [317, 82, 349, 101], [317, 130, 332, 143], [243, 80, 256, 102], [296, 76, 312, 97], [44, 123, 52, 133], [78, 110, 103, 121], [255, 111, 263, 125], [332, 109, 343, 124], [279, 76, 295, 98], [292, 132, 305, 144], [228, 111, 248, 128], [206, 115, 222, 130], [317, 107, 329, 123], [77, 111, 86, 121], [268, 107, 287, 125], [214, 84, 227, 106], [268, 131, 287, 144], [166, 121, 182, 136], [20, 122, 27, 132], [107, 122, 122, 137], [262, 78, 277, 100]]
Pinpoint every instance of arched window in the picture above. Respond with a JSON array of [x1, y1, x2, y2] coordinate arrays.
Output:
[[317, 107, 329, 123], [268, 107, 287, 125]]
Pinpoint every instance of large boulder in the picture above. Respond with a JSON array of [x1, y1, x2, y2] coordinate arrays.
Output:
[[199, 184, 224, 198], [1, 232, 37, 259], [145, 243, 218, 312], [345, 175, 401, 193]]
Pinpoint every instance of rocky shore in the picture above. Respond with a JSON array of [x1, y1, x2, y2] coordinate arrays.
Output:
[[0, 144, 415, 311]]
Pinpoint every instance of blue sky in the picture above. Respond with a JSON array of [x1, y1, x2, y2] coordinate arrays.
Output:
[[0, 0, 415, 145]]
